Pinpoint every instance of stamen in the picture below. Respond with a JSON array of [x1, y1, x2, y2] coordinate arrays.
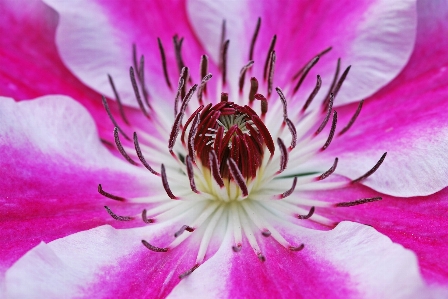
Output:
[[133, 132, 160, 176], [239, 61, 254, 93], [161, 164, 178, 199], [351, 153, 387, 183], [186, 155, 199, 193], [289, 244, 305, 251], [339, 100, 364, 136], [188, 110, 202, 160], [315, 93, 334, 135], [258, 253, 266, 262], [263, 35, 277, 80], [107, 75, 129, 124], [138, 55, 151, 109], [141, 240, 168, 252], [254, 93, 268, 117], [173, 35, 185, 74], [297, 206, 315, 219], [221, 40, 230, 86], [267, 51, 276, 96], [114, 127, 138, 165], [275, 87, 288, 121], [221, 92, 229, 102], [277, 138, 288, 173], [179, 264, 200, 279], [142, 209, 155, 223], [209, 150, 225, 187], [293, 56, 320, 93], [200, 55, 209, 94], [293, 46, 332, 79], [277, 177, 297, 199], [336, 197, 382, 207], [302, 75, 322, 113], [180, 66, 189, 101], [132, 44, 139, 78], [98, 184, 126, 202], [321, 110, 338, 150], [249, 17, 261, 61], [262, 230, 271, 237], [129, 66, 150, 118], [174, 67, 186, 117], [248, 77, 259, 104], [333, 66, 351, 98], [219, 20, 226, 68], [174, 225, 195, 238], [102, 96, 131, 141], [157, 37, 172, 89], [285, 118, 297, 149], [104, 206, 133, 221], [318, 158, 338, 180], [323, 58, 340, 107], [197, 73, 213, 105], [227, 158, 248, 197]]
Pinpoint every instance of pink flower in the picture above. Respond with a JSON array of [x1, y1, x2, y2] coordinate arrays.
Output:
[[1, 0, 448, 297]]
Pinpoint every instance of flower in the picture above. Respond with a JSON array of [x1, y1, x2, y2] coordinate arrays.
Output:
[[1, 0, 448, 298]]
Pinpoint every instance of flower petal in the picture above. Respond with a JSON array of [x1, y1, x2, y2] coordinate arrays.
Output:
[[0, 95, 149, 275]]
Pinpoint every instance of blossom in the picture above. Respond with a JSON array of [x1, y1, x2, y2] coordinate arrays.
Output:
[[1, 0, 448, 298]]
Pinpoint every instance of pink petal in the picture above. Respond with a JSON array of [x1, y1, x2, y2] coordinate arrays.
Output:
[[0, 95, 149, 275], [187, 0, 417, 107], [319, 0, 448, 196]]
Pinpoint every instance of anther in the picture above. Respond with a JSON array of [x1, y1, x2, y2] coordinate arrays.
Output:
[[138, 55, 151, 109], [179, 264, 200, 280], [332, 65, 351, 99], [315, 93, 334, 135], [275, 87, 288, 121], [219, 20, 226, 67], [186, 155, 199, 194], [263, 35, 277, 80], [254, 93, 268, 117], [249, 17, 261, 61], [209, 150, 225, 187], [132, 43, 139, 78], [161, 164, 178, 199], [351, 152, 387, 183], [232, 244, 242, 252], [257, 253, 266, 262], [221, 92, 229, 102], [200, 55, 209, 94], [302, 75, 322, 113], [323, 58, 340, 108], [141, 240, 168, 252], [197, 73, 213, 105], [107, 75, 129, 124], [142, 209, 154, 224], [187, 110, 202, 159], [277, 138, 288, 173], [262, 230, 271, 237], [129, 66, 150, 118], [104, 206, 133, 221], [249, 77, 259, 104], [133, 132, 160, 176], [239, 60, 254, 93], [293, 56, 320, 94], [174, 67, 186, 117], [114, 127, 139, 165], [318, 158, 338, 181], [335, 197, 382, 207], [297, 206, 315, 219], [173, 35, 186, 74], [98, 184, 126, 202], [157, 37, 172, 89], [102, 96, 130, 141], [277, 177, 297, 199], [267, 51, 276, 96], [293, 46, 332, 79], [339, 100, 364, 136], [289, 244, 305, 251], [221, 39, 230, 86], [180, 66, 189, 100], [321, 110, 338, 150], [227, 158, 248, 197], [285, 118, 297, 149], [174, 225, 195, 237]]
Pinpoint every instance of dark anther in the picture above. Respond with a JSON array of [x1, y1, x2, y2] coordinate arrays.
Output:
[[249, 17, 261, 60], [277, 138, 288, 173], [113, 127, 139, 165], [187, 109, 202, 160], [239, 60, 254, 93], [180, 66, 189, 101], [129, 66, 150, 118], [174, 67, 186, 117], [141, 240, 168, 252], [221, 40, 230, 86], [293, 46, 332, 79], [293, 56, 320, 94], [257, 253, 266, 262], [323, 58, 340, 108], [107, 75, 129, 124], [351, 152, 387, 183], [210, 150, 225, 187], [228, 158, 249, 197], [219, 20, 227, 66], [186, 155, 199, 194], [98, 184, 126, 201], [173, 35, 186, 75], [332, 65, 351, 99], [318, 158, 338, 180], [132, 43, 139, 78], [289, 244, 305, 251], [315, 93, 334, 135], [157, 37, 172, 89], [200, 55, 209, 94], [276, 87, 288, 121], [232, 244, 242, 252], [297, 206, 315, 219], [279, 177, 297, 199], [161, 164, 178, 199], [321, 110, 338, 150], [262, 230, 271, 237], [263, 35, 277, 80], [249, 77, 259, 104], [138, 55, 151, 109], [141, 209, 154, 224], [302, 75, 322, 113], [339, 100, 364, 136], [267, 51, 276, 96], [336, 197, 382, 207], [133, 132, 160, 176], [285, 118, 297, 149], [179, 264, 200, 280], [174, 225, 195, 238], [221, 92, 229, 102], [102, 96, 130, 141], [197, 73, 213, 105], [104, 206, 133, 221], [254, 93, 268, 116]]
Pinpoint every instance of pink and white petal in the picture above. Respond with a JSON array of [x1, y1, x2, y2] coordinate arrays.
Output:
[[43, 0, 218, 112], [188, 0, 417, 107], [0, 95, 150, 275], [316, 0, 448, 197]]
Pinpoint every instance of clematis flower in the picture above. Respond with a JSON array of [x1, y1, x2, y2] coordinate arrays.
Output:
[[1, 0, 448, 298]]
